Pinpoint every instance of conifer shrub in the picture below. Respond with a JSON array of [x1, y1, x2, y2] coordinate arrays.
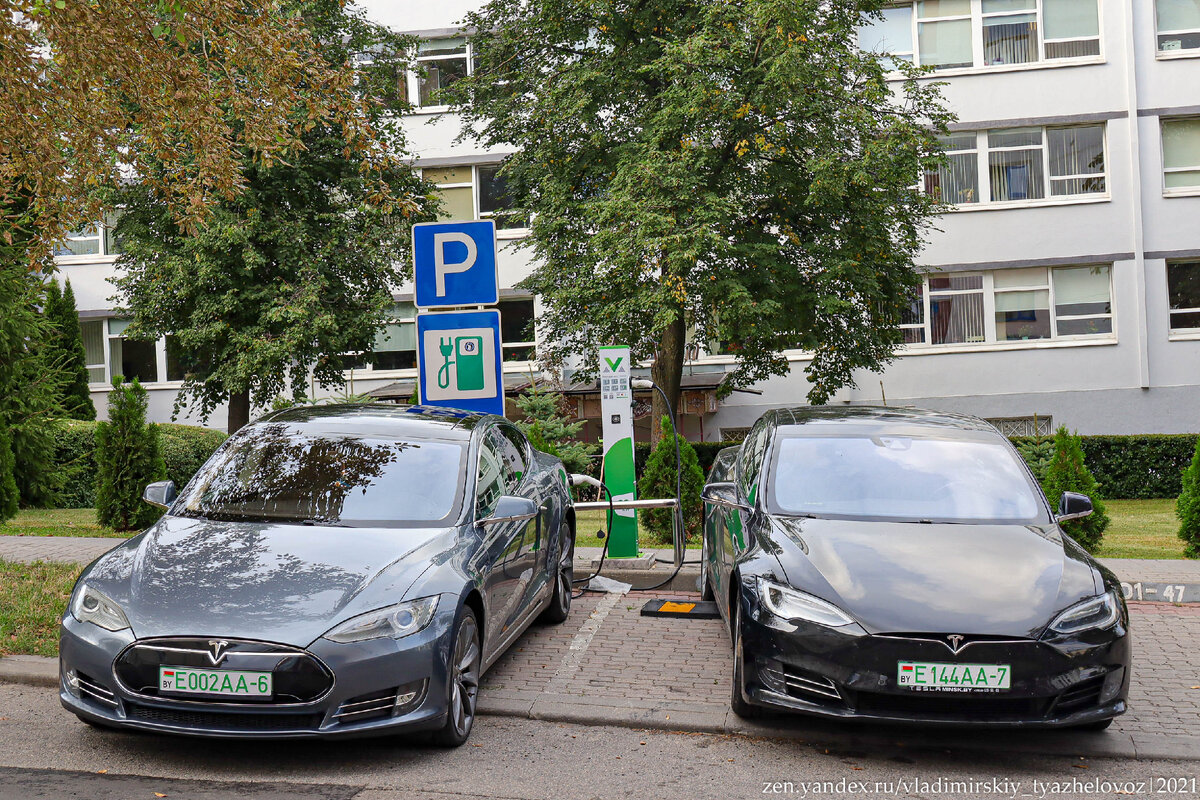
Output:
[[636, 416, 705, 546], [1042, 426, 1110, 554], [95, 378, 167, 530], [1176, 437, 1200, 559]]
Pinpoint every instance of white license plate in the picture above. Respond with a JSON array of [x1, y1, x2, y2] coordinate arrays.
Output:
[[159, 666, 272, 697], [897, 661, 1010, 691]]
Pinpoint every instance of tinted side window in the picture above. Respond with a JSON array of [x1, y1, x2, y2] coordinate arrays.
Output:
[[476, 437, 506, 518], [495, 424, 529, 491], [738, 418, 770, 499]]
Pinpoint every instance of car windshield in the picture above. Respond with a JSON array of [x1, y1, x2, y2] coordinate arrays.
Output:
[[767, 434, 1045, 524], [176, 423, 466, 527]]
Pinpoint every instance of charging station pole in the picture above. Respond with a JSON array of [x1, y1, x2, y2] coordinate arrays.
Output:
[[598, 345, 639, 558]]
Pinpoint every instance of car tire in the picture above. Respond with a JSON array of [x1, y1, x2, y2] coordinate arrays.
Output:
[[539, 542, 573, 624], [699, 530, 715, 601], [730, 599, 763, 720], [1076, 718, 1114, 731], [431, 607, 482, 748]]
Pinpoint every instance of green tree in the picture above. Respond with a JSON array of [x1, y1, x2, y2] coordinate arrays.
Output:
[[44, 280, 96, 421], [114, 2, 431, 433], [448, 0, 952, 424], [1042, 426, 1110, 554], [513, 385, 592, 474], [0, 243, 64, 508], [1176, 437, 1200, 559], [0, 424, 18, 522], [95, 378, 167, 531], [637, 416, 706, 546], [1014, 436, 1054, 486]]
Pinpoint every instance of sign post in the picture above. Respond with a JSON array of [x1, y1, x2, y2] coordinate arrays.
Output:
[[599, 345, 639, 558], [413, 220, 505, 417]]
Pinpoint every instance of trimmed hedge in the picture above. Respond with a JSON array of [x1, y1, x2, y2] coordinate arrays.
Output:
[[50, 419, 227, 508], [1012, 434, 1198, 500]]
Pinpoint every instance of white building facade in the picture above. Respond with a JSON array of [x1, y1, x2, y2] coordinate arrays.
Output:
[[56, 0, 1200, 437]]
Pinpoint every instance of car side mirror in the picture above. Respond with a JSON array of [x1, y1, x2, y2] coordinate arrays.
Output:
[[143, 480, 177, 510], [480, 495, 539, 527], [1056, 491, 1093, 523], [702, 482, 751, 511]]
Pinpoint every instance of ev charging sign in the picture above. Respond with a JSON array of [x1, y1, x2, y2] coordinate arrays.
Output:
[[416, 310, 504, 416], [413, 220, 499, 309]]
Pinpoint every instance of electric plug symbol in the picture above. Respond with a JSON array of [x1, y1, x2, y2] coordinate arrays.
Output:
[[437, 336, 455, 389]]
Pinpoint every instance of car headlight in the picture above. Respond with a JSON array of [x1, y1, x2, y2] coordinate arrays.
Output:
[[757, 577, 855, 628], [1047, 590, 1121, 635], [70, 583, 131, 632], [322, 596, 440, 644]]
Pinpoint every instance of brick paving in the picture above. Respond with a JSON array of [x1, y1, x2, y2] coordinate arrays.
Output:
[[483, 591, 1200, 749], [0, 535, 122, 565]]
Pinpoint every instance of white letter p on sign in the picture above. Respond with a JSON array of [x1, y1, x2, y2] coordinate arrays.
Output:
[[433, 232, 478, 297]]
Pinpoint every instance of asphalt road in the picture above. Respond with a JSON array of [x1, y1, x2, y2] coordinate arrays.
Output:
[[3, 684, 1199, 800]]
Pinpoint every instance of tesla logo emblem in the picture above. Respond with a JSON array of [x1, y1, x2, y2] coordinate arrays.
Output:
[[207, 640, 230, 666], [946, 634, 966, 653]]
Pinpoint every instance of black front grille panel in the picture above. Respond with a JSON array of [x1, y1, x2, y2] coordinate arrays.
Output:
[[1050, 676, 1105, 715], [114, 639, 333, 705], [854, 690, 1052, 720], [127, 703, 322, 732]]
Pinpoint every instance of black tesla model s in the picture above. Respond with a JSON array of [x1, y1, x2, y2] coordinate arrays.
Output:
[[701, 406, 1129, 729]]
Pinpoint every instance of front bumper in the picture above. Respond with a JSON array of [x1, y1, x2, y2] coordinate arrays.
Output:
[[738, 597, 1131, 728], [59, 602, 459, 739]]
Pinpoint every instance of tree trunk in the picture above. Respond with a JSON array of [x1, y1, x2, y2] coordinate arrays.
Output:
[[227, 389, 250, 434], [650, 308, 685, 443]]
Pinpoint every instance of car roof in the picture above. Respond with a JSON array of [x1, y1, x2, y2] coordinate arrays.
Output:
[[255, 404, 490, 441], [771, 405, 1000, 436]]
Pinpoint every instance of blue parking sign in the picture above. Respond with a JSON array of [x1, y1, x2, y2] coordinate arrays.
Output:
[[416, 310, 505, 416], [413, 220, 499, 309]]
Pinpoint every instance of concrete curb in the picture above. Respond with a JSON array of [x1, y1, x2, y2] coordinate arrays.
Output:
[[6, 655, 1196, 762]]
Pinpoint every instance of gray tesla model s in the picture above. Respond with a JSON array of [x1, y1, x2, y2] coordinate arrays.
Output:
[[60, 405, 575, 746]]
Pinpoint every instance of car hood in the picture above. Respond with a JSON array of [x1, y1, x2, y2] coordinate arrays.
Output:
[[768, 517, 1100, 638], [82, 515, 458, 647]]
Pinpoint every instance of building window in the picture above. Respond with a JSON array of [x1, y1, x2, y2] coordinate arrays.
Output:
[[1162, 118, 1200, 192], [926, 133, 979, 203], [926, 124, 1105, 206], [499, 297, 536, 361], [993, 267, 1051, 340], [905, 265, 1112, 347], [1157, 0, 1200, 53], [900, 286, 927, 343], [858, 0, 1099, 71], [424, 164, 527, 230], [106, 319, 158, 384], [929, 274, 986, 344], [53, 214, 123, 259], [1167, 261, 1200, 332], [371, 303, 417, 370], [81, 320, 106, 383], [412, 38, 470, 109]]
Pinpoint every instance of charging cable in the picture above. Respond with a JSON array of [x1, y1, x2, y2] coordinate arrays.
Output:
[[568, 473, 614, 598]]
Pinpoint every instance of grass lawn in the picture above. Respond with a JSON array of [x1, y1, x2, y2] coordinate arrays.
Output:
[[1097, 498, 1185, 560], [0, 508, 127, 539], [0, 500, 1185, 559], [574, 507, 699, 550], [0, 559, 81, 658]]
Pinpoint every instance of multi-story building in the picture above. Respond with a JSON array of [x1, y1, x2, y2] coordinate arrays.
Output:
[[56, 0, 1200, 437]]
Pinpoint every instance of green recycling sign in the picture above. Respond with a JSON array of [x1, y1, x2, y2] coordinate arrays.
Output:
[[599, 345, 639, 558]]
